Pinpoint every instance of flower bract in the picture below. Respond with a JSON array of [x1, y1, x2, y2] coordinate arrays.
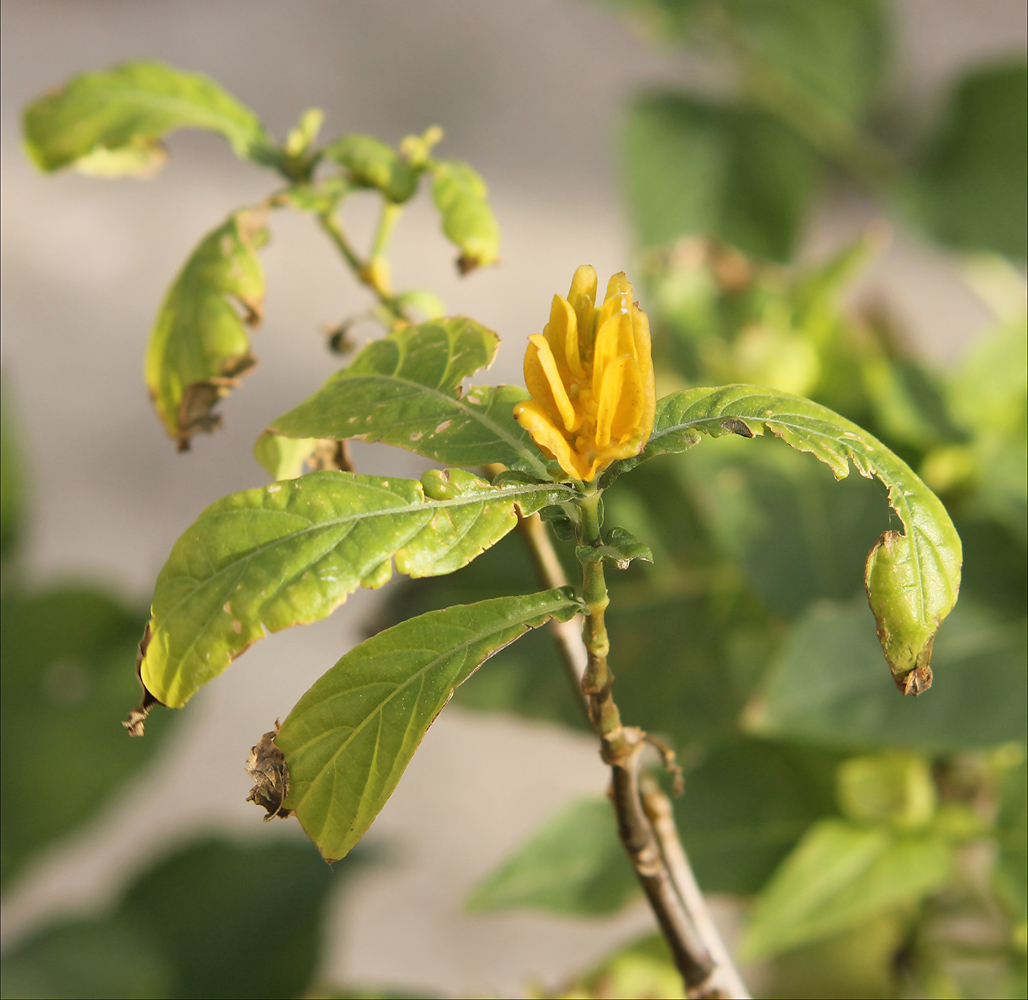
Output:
[[514, 265, 655, 482]]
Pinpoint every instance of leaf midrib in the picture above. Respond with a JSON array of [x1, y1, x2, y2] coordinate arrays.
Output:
[[289, 595, 573, 813], [162, 479, 568, 616], [299, 371, 547, 475], [69, 83, 263, 150]]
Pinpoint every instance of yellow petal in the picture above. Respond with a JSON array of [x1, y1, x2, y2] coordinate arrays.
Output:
[[542, 295, 572, 380], [551, 295, 584, 378], [514, 400, 582, 480], [595, 354, 644, 450], [567, 265, 598, 354], [591, 310, 632, 401], [526, 334, 579, 432], [630, 305, 656, 440]]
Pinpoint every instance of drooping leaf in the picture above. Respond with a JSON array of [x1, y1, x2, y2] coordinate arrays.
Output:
[[22, 61, 274, 175], [745, 597, 1027, 753], [277, 589, 581, 861], [268, 317, 546, 474], [323, 134, 420, 203], [739, 818, 953, 961], [144, 209, 268, 450], [622, 95, 819, 260], [466, 797, 639, 916], [430, 160, 500, 271], [611, 385, 962, 694], [0, 586, 175, 887], [913, 61, 1028, 260], [138, 469, 574, 710]]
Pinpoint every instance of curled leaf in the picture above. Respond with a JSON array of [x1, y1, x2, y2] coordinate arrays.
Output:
[[617, 386, 962, 693], [145, 209, 268, 450], [431, 160, 500, 272], [23, 61, 273, 175]]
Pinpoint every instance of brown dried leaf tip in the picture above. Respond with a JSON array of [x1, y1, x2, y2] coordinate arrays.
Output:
[[123, 622, 163, 737], [246, 721, 293, 821]]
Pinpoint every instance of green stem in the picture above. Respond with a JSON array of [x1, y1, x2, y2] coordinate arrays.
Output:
[[370, 201, 403, 263], [316, 209, 409, 327]]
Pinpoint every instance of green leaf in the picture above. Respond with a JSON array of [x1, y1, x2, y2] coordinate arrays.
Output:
[[676, 739, 841, 894], [268, 317, 546, 474], [323, 134, 420, 203], [277, 589, 581, 861], [139, 469, 574, 709], [144, 209, 268, 450], [576, 526, 654, 570], [739, 817, 953, 961], [913, 62, 1028, 260], [0, 837, 351, 1000], [22, 61, 273, 175], [718, 0, 890, 119], [557, 934, 682, 1000], [0, 586, 176, 886], [745, 597, 1027, 752], [430, 160, 500, 271], [835, 753, 936, 829], [994, 760, 1028, 920], [466, 797, 639, 916], [622, 95, 819, 260], [0, 918, 173, 999], [615, 385, 962, 694], [120, 839, 344, 999], [1, 385, 25, 563]]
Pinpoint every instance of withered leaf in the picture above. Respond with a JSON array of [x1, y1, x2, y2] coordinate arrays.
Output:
[[246, 723, 293, 820]]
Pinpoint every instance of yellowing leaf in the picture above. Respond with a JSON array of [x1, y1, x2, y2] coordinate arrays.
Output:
[[144, 209, 268, 450]]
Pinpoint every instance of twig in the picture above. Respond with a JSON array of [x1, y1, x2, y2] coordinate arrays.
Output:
[[642, 773, 752, 999], [514, 511, 589, 713]]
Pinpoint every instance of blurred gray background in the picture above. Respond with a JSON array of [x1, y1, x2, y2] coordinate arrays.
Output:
[[2, 2, 1025, 996]]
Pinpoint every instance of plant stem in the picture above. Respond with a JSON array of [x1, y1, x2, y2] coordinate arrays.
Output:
[[642, 773, 752, 999], [524, 487, 739, 998], [316, 209, 409, 327]]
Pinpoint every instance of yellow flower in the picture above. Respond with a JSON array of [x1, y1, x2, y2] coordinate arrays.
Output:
[[514, 266, 656, 482]]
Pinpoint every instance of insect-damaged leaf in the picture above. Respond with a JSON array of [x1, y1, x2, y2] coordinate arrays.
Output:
[[431, 160, 501, 272], [268, 316, 547, 475], [611, 385, 961, 694], [276, 589, 581, 862], [23, 61, 274, 176], [145, 209, 268, 450], [135, 469, 574, 713]]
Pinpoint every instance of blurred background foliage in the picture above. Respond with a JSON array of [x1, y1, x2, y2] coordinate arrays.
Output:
[[1, 0, 1025, 998]]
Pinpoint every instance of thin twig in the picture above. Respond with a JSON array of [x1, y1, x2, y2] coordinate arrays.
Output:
[[642, 773, 752, 999], [514, 511, 589, 713]]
